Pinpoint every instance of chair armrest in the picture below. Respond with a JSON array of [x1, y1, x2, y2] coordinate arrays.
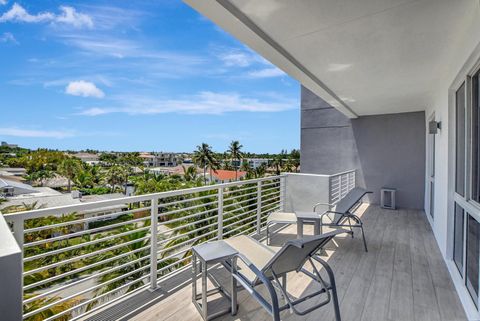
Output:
[[313, 202, 335, 212], [232, 254, 280, 318]]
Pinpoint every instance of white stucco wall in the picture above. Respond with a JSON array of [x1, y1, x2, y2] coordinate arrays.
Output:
[[424, 3, 480, 318]]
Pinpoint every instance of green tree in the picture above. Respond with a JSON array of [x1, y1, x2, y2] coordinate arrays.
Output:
[[26, 169, 54, 187], [57, 158, 82, 192], [289, 149, 300, 172], [99, 153, 118, 166], [227, 141, 244, 180], [74, 169, 94, 189], [192, 143, 217, 184], [104, 165, 126, 192], [183, 165, 198, 182]]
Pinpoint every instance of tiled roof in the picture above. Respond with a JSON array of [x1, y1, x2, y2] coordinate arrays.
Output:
[[211, 170, 247, 181]]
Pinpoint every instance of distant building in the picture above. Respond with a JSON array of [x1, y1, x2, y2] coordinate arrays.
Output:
[[149, 164, 200, 176], [246, 158, 270, 169], [139, 152, 180, 167], [209, 170, 247, 183], [73, 152, 100, 165], [1, 141, 18, 148]]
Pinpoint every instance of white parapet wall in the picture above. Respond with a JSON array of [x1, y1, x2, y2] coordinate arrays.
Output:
[[283, 173, 331, 212], [0, 213, 22, 321]]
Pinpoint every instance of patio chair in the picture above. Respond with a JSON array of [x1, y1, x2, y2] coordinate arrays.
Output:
[[223, 229, 349, 321], [316, 187, 372, 251], [266, 187, 371, 251]]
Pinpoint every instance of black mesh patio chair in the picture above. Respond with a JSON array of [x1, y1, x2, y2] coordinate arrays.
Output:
[[223, 229, 349, 321]]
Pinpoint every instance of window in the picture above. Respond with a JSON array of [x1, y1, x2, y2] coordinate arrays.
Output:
[[472, 72, 480, 202], [456, 82, 465, 196], [467, 214, 480, 305], [454, 203, 464, 275]]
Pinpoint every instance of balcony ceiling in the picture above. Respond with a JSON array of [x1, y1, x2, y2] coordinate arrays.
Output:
[[184, 0, 480, 117]]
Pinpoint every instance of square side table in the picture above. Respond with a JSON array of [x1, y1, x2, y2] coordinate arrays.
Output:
[[295, 211, 321, 238], [192, 240, 238, 321]]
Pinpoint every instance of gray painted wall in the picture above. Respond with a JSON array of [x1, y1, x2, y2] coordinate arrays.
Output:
[[301, 86, 426, 209]]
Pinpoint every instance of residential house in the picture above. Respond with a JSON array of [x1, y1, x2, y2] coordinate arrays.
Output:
[[73, 152, 100, 165]]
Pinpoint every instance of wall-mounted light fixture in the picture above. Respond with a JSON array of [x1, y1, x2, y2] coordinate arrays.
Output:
[[429, 120, 441, 134]]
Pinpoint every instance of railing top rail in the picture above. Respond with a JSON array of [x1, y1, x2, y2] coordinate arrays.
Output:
[[3, 175, 285, 221], [281, 170, 356, 179], [329, 169, 356, 178]]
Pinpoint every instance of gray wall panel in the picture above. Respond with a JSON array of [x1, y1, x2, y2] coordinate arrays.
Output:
[[300, 86, 426, 209]]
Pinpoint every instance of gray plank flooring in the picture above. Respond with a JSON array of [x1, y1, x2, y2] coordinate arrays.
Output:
[[85, 205, 467, 321]]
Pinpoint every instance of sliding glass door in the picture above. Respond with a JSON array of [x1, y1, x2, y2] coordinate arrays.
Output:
[[453, 68, 480, 308]]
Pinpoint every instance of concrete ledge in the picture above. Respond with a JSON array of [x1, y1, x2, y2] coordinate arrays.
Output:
[[0, 214, 22, 321]]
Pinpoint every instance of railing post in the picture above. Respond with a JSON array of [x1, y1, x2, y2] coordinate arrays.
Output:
[[279, 176, 286, 211], [218, 187, 223, 240], [150, 197, 158, 291], [12, 217, 24, 249], [256, 180, 262, 235]]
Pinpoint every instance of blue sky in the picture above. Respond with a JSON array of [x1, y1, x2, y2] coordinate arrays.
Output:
[[0, 1, 299, 153]]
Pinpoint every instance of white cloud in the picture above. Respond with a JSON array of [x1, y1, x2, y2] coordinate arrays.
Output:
[[216, 48, 269, 68], [77, 91, 295, 116], [247, 67, 285, 78], [0, 0, 8, 6], [219, 51, 254, 67], [0, 3, 53, 23], [0, 31, 17, 44], [0, 3, 93, 28], [0, 127, 74, 138], [65, 80, 105, 98], [54, 6, 93, 28]]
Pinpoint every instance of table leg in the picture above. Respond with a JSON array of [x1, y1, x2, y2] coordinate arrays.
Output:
[[231, 259, 237, 315], [314, 220, 321, 236], [201, 260, 208, 321], [192, 253, 197, 302], [297, 219, 304, 238]]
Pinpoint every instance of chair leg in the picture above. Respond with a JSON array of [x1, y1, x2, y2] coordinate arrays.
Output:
[[347, 217, 354, 238], [360, 224, 368, 252], [331, 282, 342, 321], [266, 223, 270, 245]]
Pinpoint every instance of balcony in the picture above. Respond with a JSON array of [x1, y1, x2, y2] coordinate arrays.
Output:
[[0, 170, 466, 321]]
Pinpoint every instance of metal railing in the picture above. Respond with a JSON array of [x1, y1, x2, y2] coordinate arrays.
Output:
[[328, 170, 356, 205], [3, 175, 284, 321]]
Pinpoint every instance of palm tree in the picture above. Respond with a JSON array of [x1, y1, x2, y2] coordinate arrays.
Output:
[[270, 150, 288, 175], [104, 165, 126, 192], [192, 143, 217, 184], [74, 170, 93, 189], [290, 149, 300, 172], [23, 294, 80, 321], [227, 140, 244, 180], [26, 169, 54, 187], [183, 165, 198, 182], [57, 158, 82, 192]]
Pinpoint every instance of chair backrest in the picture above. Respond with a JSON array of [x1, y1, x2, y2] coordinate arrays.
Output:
[[260, 230, 348, 279], [332, 187, 371, 224]]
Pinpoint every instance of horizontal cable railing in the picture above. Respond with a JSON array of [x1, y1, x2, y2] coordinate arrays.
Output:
[[3, 175, 284, 321], [328, 169, 356, 205]]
